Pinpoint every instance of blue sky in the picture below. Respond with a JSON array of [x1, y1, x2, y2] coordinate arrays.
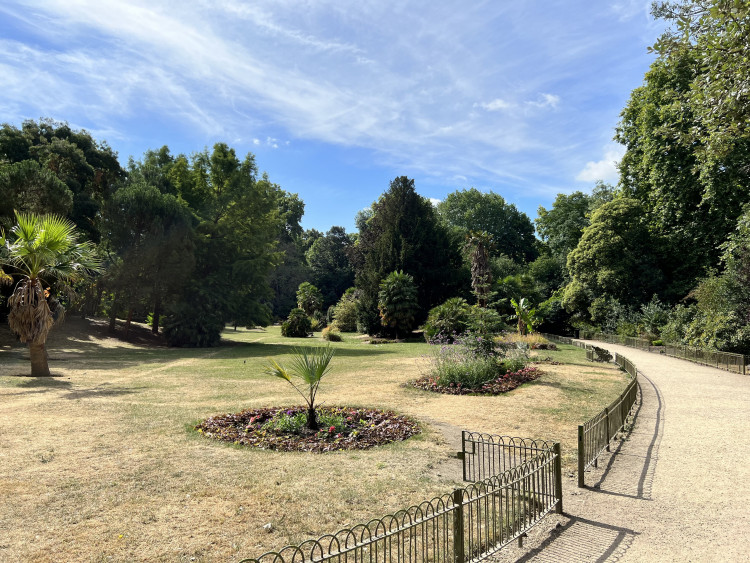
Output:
[[0, 1, 665, 233]]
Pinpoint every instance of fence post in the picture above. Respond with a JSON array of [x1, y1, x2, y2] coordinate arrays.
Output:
[[460, 431, 467, 482], [577, 425, 584, 488], [452, 489, 465, 563], [553, 443, 563, 514], [604, 407, 610, 452]]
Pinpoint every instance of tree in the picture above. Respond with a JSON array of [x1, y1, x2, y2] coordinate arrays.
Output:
[[616, 2, 750, 298], [265, 345, 335, 431], [465, 231, 493, 307], [352, 176, 464, 334], [162, 143, 285, 346], [305, 226, 354, 308], [378, 271, 418, 339], [1, 212, 101, 376], [0, 119, 124, 241], [332, 288, 358, 332], [564, 198, 664, 317], [102, 180, 194, 334], [296, 282, 323, 317], [437, 188, 537, 263], [510, 297, 538, 335]]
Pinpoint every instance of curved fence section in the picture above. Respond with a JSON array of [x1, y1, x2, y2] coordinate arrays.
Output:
[[577, 352, 639, 487], [579, 330, 747, 374], [241, 432, 562, 563]]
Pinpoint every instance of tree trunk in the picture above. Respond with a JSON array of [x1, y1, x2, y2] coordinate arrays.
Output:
[[306, 406, 319, 431], [109, 293, 118, 334], [152, 296, 161, 334], [125, 308, 133, 336], [30, 342, 51, 377]]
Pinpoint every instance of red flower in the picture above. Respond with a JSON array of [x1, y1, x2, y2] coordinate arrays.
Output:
[[329, 426, 335, 432]]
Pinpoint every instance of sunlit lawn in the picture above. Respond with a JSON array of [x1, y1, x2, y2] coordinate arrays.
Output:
[[0, 320, 627, 562]]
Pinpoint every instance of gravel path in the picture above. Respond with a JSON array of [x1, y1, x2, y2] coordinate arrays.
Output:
[[489, 341, 750, 562]]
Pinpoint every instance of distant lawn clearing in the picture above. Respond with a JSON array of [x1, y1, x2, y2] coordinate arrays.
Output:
[[0, 320, 627, 562]]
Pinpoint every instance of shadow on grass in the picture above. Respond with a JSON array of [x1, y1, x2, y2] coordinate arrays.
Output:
[[9, 375, 143, 399]]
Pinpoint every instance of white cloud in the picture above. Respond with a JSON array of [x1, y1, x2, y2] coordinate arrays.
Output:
[[576, 145, 626, 183], [252, 138, 261, 145], [429, 197, 441, 206], [526, 93, 560, 109], [475, 98, 513, 111]]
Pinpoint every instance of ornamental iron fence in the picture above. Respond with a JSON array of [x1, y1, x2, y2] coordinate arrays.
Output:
[[241, 432, 562, 563], [577, 352, 639, 487], [579, 331, 747, 374]]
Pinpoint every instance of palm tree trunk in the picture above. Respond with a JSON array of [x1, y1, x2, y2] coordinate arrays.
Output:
[[30, 342, 51, 377], [306, 406, 319, 431]]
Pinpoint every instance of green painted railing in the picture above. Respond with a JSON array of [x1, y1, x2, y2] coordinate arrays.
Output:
[[241, 432, 562, 562], [579, 331, 747, 374], [577, 352, 639, 487]]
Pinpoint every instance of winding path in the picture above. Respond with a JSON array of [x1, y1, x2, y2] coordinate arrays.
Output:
[[492, 341, 750, 562]]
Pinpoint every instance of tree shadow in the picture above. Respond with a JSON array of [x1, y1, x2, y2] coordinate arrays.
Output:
[[8, 375, 142, 399]]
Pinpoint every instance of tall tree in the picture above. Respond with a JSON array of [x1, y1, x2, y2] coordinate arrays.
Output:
[[617, 2, 750, 299], [353, 176, 464, 334], [306, 226, 354, 308], [437, 188, 537, 263], [162, 143, 286, 346], [0, 119, 124, 241], [563, 198, 664, 319], [1, 212, 101, 376]]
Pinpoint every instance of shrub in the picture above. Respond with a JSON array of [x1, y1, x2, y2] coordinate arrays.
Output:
[[163, 301, 224, 347], [322, 325, 342, 342], [378, 271, 418, 338], [651, 339, 664, 346], [281, 308, 313, 338], [333, 288, 358, 332], [426, 333, 503, 388], [423, 297, 472, 341]]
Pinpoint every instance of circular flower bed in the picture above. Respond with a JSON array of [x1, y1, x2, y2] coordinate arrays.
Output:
[[196, 406, 420, 453], [410, 366, 541, 395]]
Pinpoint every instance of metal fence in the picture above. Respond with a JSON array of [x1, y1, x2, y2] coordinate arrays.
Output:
[[539, 333, 573, 346], [579, 331, 748, 374], [241, 432, 562, 563], [577, 352, 639, 487]]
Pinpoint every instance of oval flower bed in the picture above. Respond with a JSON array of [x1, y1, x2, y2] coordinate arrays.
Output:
[[410, 366, 541, 395], [196, 406, 420, 453]]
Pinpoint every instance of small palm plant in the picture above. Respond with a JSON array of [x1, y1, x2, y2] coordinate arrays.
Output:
[[510, 297, 540, 336], [265, 345, 335, 431]]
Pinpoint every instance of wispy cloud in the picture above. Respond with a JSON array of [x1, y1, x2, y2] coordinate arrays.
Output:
[[0, 0, 663, 202], [526, 93, 561, 109]]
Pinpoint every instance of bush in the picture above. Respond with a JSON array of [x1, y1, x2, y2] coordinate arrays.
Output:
[[281, 308, 313, 338], [322, 325, 342, 342], [333, 288, 359, 332], [423, 297, 472, 341], [163, 301, 224, 347], [651, 339, 664, 346], [426, 333, 503, 388]]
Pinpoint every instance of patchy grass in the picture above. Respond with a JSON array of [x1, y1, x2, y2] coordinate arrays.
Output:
[[0, 321, 627, 562]]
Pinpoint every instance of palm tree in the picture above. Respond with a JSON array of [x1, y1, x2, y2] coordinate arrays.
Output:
[[265, 345, 335, 431], [1, 212, 101, 377]]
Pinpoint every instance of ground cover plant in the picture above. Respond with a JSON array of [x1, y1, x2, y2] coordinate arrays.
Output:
[[0, 321, 628, 562]]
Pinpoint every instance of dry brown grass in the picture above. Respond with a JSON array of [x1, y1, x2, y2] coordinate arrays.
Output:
[[0, 320, 626, 562]]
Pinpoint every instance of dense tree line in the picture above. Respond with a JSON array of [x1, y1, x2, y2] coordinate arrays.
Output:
[[3, 2, 748, 354]]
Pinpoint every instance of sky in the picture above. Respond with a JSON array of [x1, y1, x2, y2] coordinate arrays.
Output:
[[0, 1, 667, 233]]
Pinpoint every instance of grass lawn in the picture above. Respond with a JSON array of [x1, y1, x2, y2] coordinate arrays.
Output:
[[0, 319, 627, 562]]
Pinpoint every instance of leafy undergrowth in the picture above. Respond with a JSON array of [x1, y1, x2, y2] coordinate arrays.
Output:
[[410, 366, 541, 395], [196, 406, 421, 452]]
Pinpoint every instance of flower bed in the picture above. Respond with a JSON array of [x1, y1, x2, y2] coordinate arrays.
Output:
[[196, 406, 420, 453], [410, 366, 541, 395]]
